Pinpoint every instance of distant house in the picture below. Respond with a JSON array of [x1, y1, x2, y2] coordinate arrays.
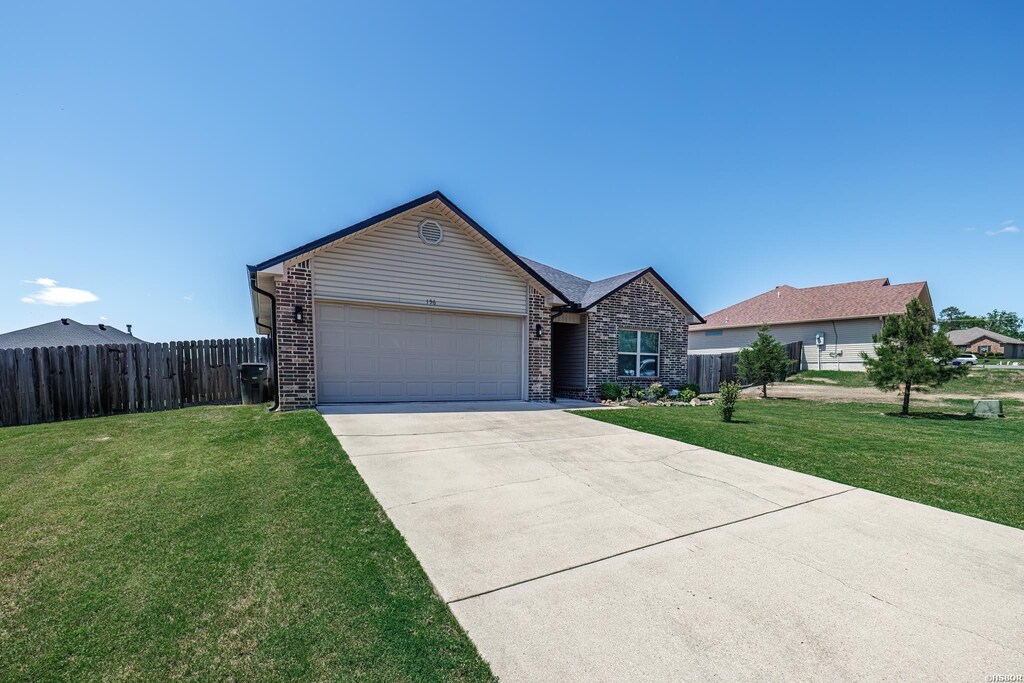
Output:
[[947, 327, 1024, 359], [0, 318, 145, 350], [689, 278, 932, 371]]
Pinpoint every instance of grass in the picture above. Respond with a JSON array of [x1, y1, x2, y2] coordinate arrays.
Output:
[[0, 405, 495, 682], [788, 368, 1024, 394], [786, 370, 874, 388], [577, 400, 1024, 530]]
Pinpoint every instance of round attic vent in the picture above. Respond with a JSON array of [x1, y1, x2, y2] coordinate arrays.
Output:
[[418, 219, 444, 245]]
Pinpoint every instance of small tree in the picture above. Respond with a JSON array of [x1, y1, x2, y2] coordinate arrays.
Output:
[[718, 381, 741, 422], [862, 299, 968, 416], [736, 325, 792, 398]]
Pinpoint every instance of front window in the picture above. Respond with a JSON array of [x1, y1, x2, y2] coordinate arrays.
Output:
[[979, 345, 990, 353], [618, 330, 659, 377]]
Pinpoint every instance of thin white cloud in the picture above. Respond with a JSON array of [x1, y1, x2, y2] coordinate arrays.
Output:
[[985, 225, 1020, 236], [23, 277, 58, 287], [20, 278, 99, 306], [183, 293, 194, 302], [99, 316, 109, 321], [1003, 219, 1015, 226]]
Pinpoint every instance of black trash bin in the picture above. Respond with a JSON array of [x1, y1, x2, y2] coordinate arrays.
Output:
[[239, 362, 268, 405]]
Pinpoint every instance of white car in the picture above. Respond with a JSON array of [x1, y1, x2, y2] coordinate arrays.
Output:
[[952, 353, 978, 366]]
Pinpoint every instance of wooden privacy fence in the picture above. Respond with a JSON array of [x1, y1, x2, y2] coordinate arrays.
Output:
[[687, 341, 803, 394], [0, 338, 273, 427]]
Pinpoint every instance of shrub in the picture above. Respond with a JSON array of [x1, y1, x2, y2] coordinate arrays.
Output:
[[679, 388, 697, 403], [646, 382, 668, 401], [599, 382, 623, 401], [718, 381, 741, 422], [679, 382, 701, 396], [624, 385, 644, 400]]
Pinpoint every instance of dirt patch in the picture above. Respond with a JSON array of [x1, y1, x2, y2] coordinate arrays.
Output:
[[797, 377, 838, 385], [749, 382, 1024, 404]]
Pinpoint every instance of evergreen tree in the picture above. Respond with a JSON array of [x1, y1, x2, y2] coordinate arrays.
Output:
[[736, 325, 792, 398], [862, 299, 967, 416]]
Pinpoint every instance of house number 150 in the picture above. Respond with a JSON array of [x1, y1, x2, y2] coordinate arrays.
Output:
[[426, 299, 437, 306]]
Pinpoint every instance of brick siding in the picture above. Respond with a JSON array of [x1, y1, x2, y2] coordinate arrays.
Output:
[[274, 260, 316, 410], [578, 275, 690, 401], [527, 286, 552, 401]]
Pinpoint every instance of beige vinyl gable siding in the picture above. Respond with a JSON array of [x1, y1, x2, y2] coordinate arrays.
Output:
[[689, 318, 884, 371], [312, 206, 528, 315]]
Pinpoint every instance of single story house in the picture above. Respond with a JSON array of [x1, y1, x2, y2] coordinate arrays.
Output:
[[689, 278, 932, 371], [947, 327, 1024, 358], [0, 318, 145, 350], [247, 191, 703, 409]]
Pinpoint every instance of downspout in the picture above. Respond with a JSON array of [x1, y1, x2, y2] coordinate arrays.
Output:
[[249, 270, 280, 411], [831, 320, 840, 371]]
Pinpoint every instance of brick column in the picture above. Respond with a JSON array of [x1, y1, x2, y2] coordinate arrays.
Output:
[[527, 286, 552, 401], [274, 260, 316, 410]]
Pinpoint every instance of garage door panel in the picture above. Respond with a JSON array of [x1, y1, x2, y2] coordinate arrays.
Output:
[[319, 305, 346, 322], [348, 330, 377, 350], [378, 381, 404, 398], [431, 382, 454, 398], [377, 308, 403, 325], [317, 302, 523, 402], [345, 306, 375, 324], [432, 358, 456, 375], [431, 314, 455, 329], [378, 331, 405, 352], [348, 355, 380, 376]]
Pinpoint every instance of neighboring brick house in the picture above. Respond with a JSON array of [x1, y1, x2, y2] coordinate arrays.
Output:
[[247, 191, 702, 410], [947, 327, 1024, 358]]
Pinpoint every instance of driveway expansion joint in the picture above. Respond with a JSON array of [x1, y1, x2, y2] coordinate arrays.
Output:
[[447, 486, 858, 605]]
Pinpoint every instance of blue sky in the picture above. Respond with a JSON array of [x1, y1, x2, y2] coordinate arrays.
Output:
[[2, 1, 1021, 341]]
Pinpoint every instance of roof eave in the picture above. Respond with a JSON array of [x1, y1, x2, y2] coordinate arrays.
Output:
[[696, 312, 898, 330]]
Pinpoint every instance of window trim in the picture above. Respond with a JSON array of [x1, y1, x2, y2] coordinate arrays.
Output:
[[617, 329, 660, 378]]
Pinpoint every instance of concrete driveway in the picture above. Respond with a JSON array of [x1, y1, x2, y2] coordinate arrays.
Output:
[[320, 401, 1024, 681]]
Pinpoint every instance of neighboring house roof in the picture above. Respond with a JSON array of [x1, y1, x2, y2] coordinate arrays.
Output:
[[698, 278, 931, 330], [0, 319, 146, 349], [947, 327, 1024, 347], [248, 191, 704, 324]]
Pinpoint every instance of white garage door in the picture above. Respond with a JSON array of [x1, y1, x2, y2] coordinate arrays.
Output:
[[316, 302, 524, 403]]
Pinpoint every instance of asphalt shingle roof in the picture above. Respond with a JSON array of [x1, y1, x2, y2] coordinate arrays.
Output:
[[947, 327, 1024, 346], [699, 278, 929, 329], [518, 257, 648, 309], [0, 319, 146, 350]]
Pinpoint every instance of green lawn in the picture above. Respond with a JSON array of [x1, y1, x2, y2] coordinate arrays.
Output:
[[0, 406, 495, 682], [788, 367, 1024, 394], [577, 400, 1024, 529]]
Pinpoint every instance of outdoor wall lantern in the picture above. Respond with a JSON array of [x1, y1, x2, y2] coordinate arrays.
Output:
[[535, 323, 543, 338], [294, 305, 304, 323]]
